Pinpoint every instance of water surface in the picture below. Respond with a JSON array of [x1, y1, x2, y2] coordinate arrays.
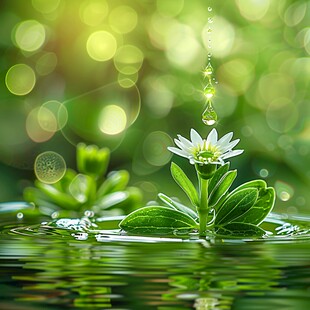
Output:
[[1, 214, 310, 309]]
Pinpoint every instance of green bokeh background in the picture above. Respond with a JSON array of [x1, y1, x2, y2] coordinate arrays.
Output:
[[0, 0, 309, 215]]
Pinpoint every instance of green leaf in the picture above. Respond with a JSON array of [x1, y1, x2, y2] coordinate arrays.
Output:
[[216, 222, 266, 238], [229, 179, 267, 196], [231, 187, 275, 225], [35, 181, 81, 210], [208, 170, 237, 208], [215, 188, 258, 225], [69, 174, 96, 204], [208, 162, 230, 194], [97, 170, 130, 197], [170, 162, 199, 206], [95, 187, 142, 213], [119, 206, 198, 234], [158, 193, 198, 219]]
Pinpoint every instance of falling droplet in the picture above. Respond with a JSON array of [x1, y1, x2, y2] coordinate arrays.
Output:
[[208, 7, 213, 12], [204, 82, 215, 99], [203, 63, 213, 77], [202, 101, 217, 126], [208, 17, 213, 24], [207, 27, 212, 33]]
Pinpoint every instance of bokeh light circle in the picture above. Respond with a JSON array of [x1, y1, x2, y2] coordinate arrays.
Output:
[[86, 31, 117, 62], [36, 52, 58, 76], [61, 83, 141, 149], [26, 107, 56, 142], [5, 64, 36, 96], [109, 6, 138, 34], [80, 0, 109, 26], [34, 151, 66, 184], [32, 0, 61, 14], [42, 100, 68, 130], [143, 131, 173, 166], [14, 20, 46, 52], [114, 45, 144, 75], [99, 105, 127, 135]]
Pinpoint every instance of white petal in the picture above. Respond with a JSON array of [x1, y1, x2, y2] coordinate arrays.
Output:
[[206, 128, 218, 146], [174, 139, 187, 151], [221, 149, 244, 159], [216, 132, 233, 148], [190, 128, 203, 146], [178, 135, 193, 149], [220, 139, 240, 152], [167, 147, 189, 158]]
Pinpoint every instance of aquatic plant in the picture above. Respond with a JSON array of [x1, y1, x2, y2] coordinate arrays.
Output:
[[120, 128, 276, 237], [23, 143, 142, 218]]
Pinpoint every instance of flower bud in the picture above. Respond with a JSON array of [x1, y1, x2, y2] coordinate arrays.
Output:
[[77, 143, 110, 178]]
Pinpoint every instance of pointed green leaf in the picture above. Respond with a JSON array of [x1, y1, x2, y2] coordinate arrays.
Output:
[[35, 181, 81, 210], [216, 222, 266, 238], [119, 206, 198, 234], [215, 188, 258, 225], [231, 187, 275, 225], [170, 162, 199, 207], [208, 162, 230, 194], [229, 179, 267, 196], [97, 170, 130, 197], [158, 193, 198, 219], [209, 170, 237, 208]]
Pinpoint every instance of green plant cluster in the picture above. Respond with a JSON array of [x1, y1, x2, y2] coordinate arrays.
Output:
[[23, 143, 142, 217], [120, 162, 275, 237]]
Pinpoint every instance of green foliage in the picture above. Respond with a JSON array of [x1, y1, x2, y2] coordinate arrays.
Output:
[[170, 162, 199, 207], [120, 165, 275, 238], [23, 144, 142, 217], [119, 206, 198, 235]]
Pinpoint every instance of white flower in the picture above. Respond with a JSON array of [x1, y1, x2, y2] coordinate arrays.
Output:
[[168, 128, 243, 165]]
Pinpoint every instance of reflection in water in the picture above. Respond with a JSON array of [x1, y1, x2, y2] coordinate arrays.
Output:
[[1, 228, 310, 309]]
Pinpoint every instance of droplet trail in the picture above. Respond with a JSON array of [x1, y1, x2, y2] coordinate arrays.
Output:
[[202, 101, 217, 126], [204, 82, 215, 99]]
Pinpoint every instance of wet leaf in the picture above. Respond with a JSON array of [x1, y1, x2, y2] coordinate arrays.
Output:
[[215, 188, 258, 225], [170, 162, 199, 207], [158, 193, 198, 219], [208, 162, 230, 194], [232, 187, 275, 225], [216, 222, 266, 237], [209, 170, 237, 208], [119, 206, 198, 234]]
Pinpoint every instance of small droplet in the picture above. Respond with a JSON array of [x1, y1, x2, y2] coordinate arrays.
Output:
[[202, 101, 218, 126], [207, 27, 212, 33], [208, 17, 213, 24], [208, 7, 213, 12], [203, 63, 213, 76], [208, 52, 212, 58], [17, 212, 24, 219], [204, 82, 215, 99], [34, 151, 66, 184]]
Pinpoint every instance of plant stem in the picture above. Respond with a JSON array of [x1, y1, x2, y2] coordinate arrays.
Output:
[[198, 177, 209, 236]]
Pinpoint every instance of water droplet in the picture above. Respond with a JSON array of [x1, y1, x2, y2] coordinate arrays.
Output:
[[202, 101, 218, 126], [34, 151, 66, 184], [207, 27, 212, 33], [208, 7, 213, 12], [208, 17, 213, 24], [208, 52, 212, 58], [204, 83, 215, 99], [203, 63, 213, 76], [17, 212, 24, 219]]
